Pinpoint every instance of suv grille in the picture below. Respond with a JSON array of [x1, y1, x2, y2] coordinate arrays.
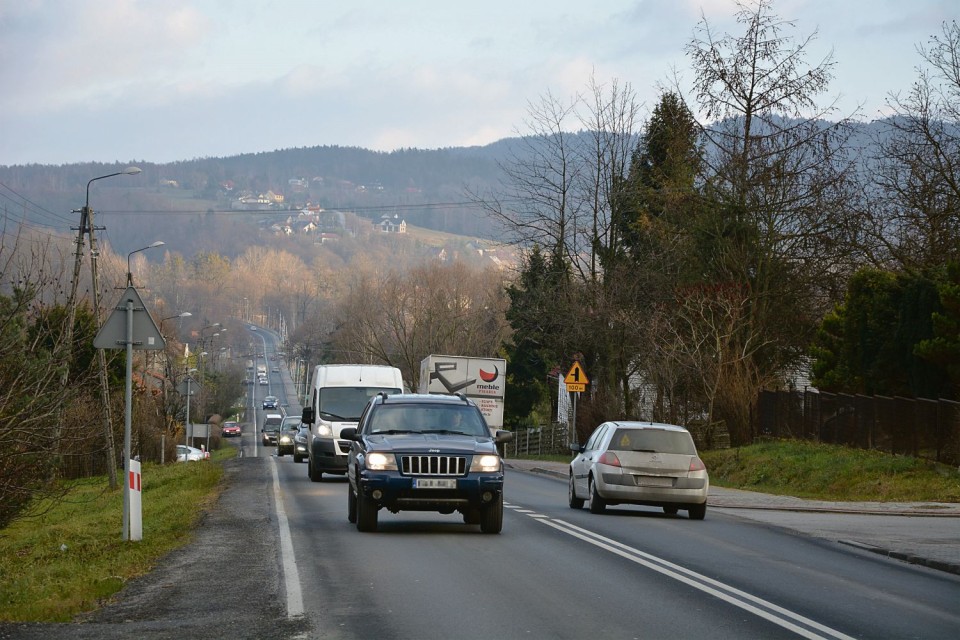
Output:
[[401, 455, 466, 476]]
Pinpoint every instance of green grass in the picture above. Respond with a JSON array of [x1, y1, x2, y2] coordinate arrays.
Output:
[[699, 440, 960, 502], [0, 448, 230, 622]]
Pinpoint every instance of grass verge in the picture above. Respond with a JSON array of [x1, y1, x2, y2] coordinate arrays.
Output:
[[701, 440, 960, 502], [0, 449, 229, 623]]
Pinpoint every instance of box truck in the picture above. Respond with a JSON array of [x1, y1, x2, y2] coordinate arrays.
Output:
[[418, 355, 506, 429]]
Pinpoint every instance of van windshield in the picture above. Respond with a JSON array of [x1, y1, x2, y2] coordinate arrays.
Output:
[[318, 387, 402, 421]]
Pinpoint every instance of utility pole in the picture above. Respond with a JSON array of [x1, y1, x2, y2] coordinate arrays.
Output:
[[53, 203, 91, 478], [88, 205, 119, 490], [58, 168, 141, 490]]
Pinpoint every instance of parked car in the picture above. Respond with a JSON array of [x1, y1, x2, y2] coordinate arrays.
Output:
[[277, 416, 302, 457], [262, 396, 279, 410], [293, 424, 310, 463], [221, 421, 241, 437], [341, 392, 514, 533], [176, 445, 205, 462], [569, 421, 709, 519]]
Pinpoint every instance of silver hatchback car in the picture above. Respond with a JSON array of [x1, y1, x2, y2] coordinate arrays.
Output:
[[569, 421, 709, 519]]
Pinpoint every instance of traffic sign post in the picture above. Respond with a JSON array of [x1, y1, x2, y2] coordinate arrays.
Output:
[[564, 361, 589, 445], [94, 286, 165, 542]]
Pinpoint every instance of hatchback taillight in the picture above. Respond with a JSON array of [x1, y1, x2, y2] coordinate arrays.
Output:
[[689, 457, 706, 472], [597, 451, 622, 467]]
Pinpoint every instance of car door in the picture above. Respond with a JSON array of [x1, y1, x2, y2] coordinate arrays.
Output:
[[573, 423, 609, 495]]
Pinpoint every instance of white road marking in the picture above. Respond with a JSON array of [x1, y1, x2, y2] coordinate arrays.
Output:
[[270, 457, 304, 617], [523, 511, 856, 640]]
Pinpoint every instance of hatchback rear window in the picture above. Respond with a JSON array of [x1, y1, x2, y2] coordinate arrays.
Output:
[[608, 428, 696, 455]]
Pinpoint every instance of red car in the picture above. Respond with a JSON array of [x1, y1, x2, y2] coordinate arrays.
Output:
[[221, 421, 242, 437]]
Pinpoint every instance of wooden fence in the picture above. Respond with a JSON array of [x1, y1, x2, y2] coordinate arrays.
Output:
[[503, 423, 570, 457]]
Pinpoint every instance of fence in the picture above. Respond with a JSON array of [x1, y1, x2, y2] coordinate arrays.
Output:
[[503, 423, 570, 458], [756, 390, 960, 465]]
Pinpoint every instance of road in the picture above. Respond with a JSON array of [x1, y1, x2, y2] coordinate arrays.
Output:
[[3, 327, 958, 639]]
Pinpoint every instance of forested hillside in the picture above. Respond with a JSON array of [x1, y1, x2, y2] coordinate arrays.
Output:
[[0, 140, 520, 260]]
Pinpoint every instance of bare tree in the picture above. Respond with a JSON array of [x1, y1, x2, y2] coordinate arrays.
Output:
[[679, 0, 862, 439], [865, 20, 960, 272], [329, 260, 510, 388]]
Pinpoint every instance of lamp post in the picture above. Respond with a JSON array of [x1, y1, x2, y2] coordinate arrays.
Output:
[[57, 166, 142, 491], [158, 311, 192, 426], [184, 367, 198, 451], [127, 241, 165, 286]]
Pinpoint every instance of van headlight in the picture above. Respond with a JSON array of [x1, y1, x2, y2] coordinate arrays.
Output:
[[470, 455, 501, 472], [316, 423, 333, 437]]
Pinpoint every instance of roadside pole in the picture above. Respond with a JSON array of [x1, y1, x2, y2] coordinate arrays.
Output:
[[94, 286, 165, 541]]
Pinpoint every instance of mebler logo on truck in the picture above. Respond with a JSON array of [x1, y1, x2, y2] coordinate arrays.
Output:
[[418, 355, 506, 430]]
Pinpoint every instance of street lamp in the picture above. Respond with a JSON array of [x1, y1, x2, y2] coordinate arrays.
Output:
[[86, 167, 142, 213], [127, 241, 165, 286]]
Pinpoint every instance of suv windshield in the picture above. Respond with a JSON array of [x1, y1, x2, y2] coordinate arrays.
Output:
[[318, 386, 402, 421], [366, 404, 488, 437]]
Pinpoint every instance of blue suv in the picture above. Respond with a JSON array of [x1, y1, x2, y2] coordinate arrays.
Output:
[[341, 393, 514, 533]]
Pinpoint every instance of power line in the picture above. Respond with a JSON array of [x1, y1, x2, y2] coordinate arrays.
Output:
[[0, 181, 76, 226]]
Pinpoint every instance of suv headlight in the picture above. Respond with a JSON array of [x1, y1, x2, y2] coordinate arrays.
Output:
[[470, 455, 501, 472], [365, 452, 397, 471], [279, 435, 292, 444]]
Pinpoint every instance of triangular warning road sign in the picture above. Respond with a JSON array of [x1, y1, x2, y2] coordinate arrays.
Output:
[[564, 361, 589, 385], [93, 286, 166, 350]]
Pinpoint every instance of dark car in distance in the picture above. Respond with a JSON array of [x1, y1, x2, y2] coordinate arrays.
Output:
[[262, 396, 279, 410], [277, 416, 302, 457], [341, 393, 514, 533]]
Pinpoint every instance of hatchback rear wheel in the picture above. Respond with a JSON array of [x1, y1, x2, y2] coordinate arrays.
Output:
[[688, 502, 707, 520]]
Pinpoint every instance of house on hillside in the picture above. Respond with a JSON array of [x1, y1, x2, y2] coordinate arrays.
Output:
[[379, 214, 406, 234]]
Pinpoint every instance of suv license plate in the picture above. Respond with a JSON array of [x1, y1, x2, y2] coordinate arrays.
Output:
[[413, 478, 456, 489]]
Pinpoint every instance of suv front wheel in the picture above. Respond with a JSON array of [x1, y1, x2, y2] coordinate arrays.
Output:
[[479, 494, 503, 534], [347, 485, 358, 523], [356, 490, 378, 532]]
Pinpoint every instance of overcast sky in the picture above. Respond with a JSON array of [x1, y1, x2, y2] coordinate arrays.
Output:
[[1, 0, 954, 166]]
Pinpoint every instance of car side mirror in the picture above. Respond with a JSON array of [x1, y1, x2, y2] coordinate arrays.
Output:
[[301, 407, 314, 425], [495, 430, 514, 444], [339, 427, 358, 440], [570, 442, 584, 454]]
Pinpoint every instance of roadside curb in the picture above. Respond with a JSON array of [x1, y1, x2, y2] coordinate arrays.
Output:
[[840, 540, 960, 576]]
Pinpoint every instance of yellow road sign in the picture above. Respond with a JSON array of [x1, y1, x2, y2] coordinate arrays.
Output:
[[564, 361, 589, 385], [565, 382, 586, 393]]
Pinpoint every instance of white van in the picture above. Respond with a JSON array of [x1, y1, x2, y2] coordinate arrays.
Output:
[[301, 364, 404, 481]]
